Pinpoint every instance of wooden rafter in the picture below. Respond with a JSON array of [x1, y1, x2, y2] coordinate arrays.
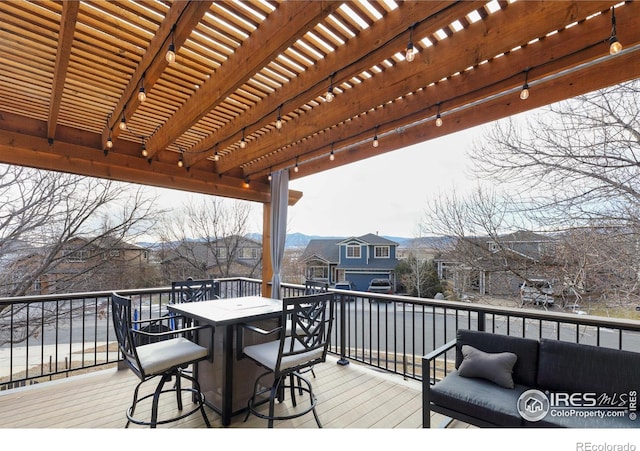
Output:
[[0, 0, 637, 205]]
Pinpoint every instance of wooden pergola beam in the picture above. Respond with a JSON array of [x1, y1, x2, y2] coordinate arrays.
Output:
[[145, 1, 342, 159], [216, 0, 618, 174]]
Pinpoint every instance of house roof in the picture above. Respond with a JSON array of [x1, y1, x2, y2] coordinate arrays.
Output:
[[337, 233, 398, 246], [0, 1, 637, 205], [300, 239, 341, 264]]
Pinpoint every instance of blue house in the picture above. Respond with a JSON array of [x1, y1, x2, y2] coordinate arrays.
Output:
[[300, 233, 399, 292]]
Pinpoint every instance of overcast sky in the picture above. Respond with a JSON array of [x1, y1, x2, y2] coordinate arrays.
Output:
[[152, 123, 489, 240], [287, 125, 485, 238]]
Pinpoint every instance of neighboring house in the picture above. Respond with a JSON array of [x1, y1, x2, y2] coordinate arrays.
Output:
[[300, 233, 400, 292], [442, 231, 557, 297], [159, 235, 262, 281], [4, 236, 151, 295]]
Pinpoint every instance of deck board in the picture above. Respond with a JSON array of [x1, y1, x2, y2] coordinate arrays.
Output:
[[0, 356, 453, 429]]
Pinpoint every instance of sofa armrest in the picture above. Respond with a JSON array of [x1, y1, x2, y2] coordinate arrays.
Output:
[[424, 338, 457, 385], [422, 338, 457, 428]]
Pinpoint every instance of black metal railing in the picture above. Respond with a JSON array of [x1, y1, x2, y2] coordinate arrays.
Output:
[[2, 278, 640, 391], [0, 278, 262, 390]]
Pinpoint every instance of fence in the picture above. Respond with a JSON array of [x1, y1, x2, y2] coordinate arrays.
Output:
[[1, 278, 640, 390]]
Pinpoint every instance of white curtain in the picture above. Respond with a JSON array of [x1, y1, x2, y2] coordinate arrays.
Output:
[[270, 169, 289, 299]]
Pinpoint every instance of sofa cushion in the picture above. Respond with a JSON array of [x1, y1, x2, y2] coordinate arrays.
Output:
[[537, 339, 640, 394], [455, 330, 539, 387], [430, 370, 528, 427], [458, 345, 518, 389]]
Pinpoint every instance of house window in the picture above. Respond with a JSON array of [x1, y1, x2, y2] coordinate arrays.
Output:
[[488, 242, 498, 251], [65, 250, 89, 262], [215, 247, 227, 258], [239, 248, 259, 259], [310, 266, 328, 279], [109, 250, 121, 257], [346, 245, 361, 258], [374, 246, 390, 258]]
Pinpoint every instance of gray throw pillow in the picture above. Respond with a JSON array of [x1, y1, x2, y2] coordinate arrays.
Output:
[[458, 345, 518, 389]]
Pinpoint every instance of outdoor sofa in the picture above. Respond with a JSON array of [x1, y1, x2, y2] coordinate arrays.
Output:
[[422, 329, 640, 428]]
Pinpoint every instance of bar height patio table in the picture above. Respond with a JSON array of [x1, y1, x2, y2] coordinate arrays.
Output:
[[167, 296, 283, 426]]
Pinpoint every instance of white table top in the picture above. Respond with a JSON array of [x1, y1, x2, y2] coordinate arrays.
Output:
[[167, 295, 283, 326]]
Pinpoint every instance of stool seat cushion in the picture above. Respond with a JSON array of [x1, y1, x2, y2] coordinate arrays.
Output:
[[137, 337, 209, 375]]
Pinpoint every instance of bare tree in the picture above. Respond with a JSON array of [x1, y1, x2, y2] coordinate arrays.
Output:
[[157, 197, 261, 281], [425, 81, 640, 306], [421, 187, 541, 298], [473, 80, 640, 230], [0, 165, 160, 345]]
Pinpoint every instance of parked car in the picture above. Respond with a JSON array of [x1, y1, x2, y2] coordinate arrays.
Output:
[[367, 278, 393, 303], [367, 278, 393, 294], [520, 279, 554, 306], [334, 281, 356, 301]]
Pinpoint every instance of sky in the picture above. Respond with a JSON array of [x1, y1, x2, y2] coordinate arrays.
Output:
[[154, 123, 488, 240], [287, 125, 485, 238]]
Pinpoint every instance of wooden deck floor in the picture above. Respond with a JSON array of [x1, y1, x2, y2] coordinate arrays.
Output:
[[0, 356, 465, 429]]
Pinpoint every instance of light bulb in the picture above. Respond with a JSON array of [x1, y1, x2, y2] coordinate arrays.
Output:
[[276, 116, 282, 129], [177, 155, 183, 168], [435, 114, 443, 127], [325, 86, 334, 102], [119, 116, 127, 131], [106, 137, 113, 149], [141, 147, 148, 158], [166, 43, 176, 64], [243, 178, 250, 188], [520, 84, 530, 100], [268, 173, 272, 181], [329, 151, 335, 161], [138, 87, 146, 102], [213, 151, 219, 161], [240, 139, 246, 149], [609, 37, 622, 55], [294, 164, 299, 173], [373, 136, 379, 147], [406, 42, 416, 62]]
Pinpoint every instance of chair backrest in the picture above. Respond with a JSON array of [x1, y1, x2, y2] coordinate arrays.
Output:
[[171, 278, 219, 304], [111, 292, 144, 378], [304, 280, 328, 295], [276, 292, 334, 376]]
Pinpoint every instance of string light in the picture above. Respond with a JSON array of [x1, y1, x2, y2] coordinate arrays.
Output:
[[177, 152, 184, 168], [294, 156, 299, 173], [325, 74, 335, 102], [141, 143, 148, 158], [329, 143, 335, 161], [520, 69, 530, 100], [405, 25, 416, 62], [106, 135, 113, 149], [240, 128, 247, 149], [609, 6, 622, 55], [373, 127, 379, 147], [268, 168, 272, 181], [243, 177, 250, 188], [119, 114, 127, 131], [276, 105, 283, 129], [435, 103, 443, 127], [166, 25, 176, 63], [138, 74, 146, 102]]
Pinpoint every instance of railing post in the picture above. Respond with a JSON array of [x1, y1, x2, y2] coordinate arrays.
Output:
[[337, 294, 349, 366], [477, 311, 486, 331]]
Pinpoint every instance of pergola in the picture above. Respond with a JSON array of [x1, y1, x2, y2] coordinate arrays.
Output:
[[0, 0, 638, 295]]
